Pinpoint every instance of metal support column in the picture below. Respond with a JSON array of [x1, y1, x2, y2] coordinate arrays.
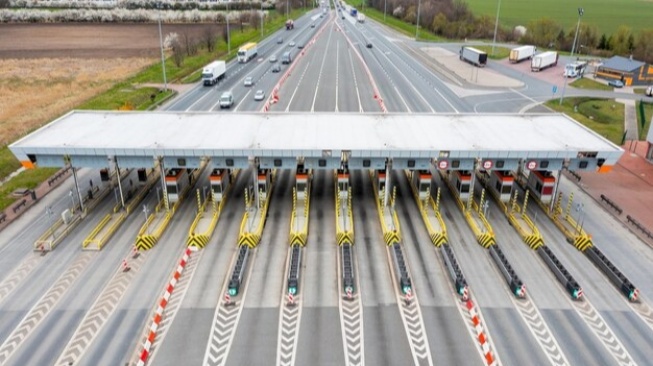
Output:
[[549, 169, 563, 213], [468, 163, 477, 211], [384, 160, 392, 207], [159, 157, 169, 211], [72, 167, 85, 213], [114, 158, 126, 209]]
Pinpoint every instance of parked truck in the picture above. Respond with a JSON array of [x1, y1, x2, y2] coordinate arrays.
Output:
[[459, 46, 487, 67], [509, 45, 536, 63], [563, 61, 587, 78], [237, 42, 258, 63], [531, 51, 558, 72], [357, 13, 365, 23], [201, 60, 226, 86], [350, 8, 358, 17], [286, 19, 294, 30]]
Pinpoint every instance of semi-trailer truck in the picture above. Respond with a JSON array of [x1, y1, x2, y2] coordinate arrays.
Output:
[[531, 51, 558, 72], [237, 42, 258, 63], [201, 60, 226, 86], [459, 46, 487, 67], [509, 45, 536, 63]]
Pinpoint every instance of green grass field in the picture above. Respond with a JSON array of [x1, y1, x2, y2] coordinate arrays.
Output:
[[463, 0, 653, 36]]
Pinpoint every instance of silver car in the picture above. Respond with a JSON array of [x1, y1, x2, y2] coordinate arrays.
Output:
[[254, 90, 265, 101], [270, 55, 278, 63], [243, 76, 254, 87]]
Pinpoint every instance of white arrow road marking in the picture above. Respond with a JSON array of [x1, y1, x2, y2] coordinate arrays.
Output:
[[0, 255, 41, 305], [573, 299, 637, 366], [276, 302, 302, 366], [0, 252, 93, 365], [56, 250, 148, 366], [512, 297, 570, 366]]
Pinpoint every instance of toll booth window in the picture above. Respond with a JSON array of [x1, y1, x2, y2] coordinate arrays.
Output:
[[167, 185, 178, 194], [274, 159, 282, 167], [319, 159, 327, 167], [258, 183, 266, 191], [460, 184, 470, 193], [363, 159, 371, 167], [540, 160, 549, 169], [579, 161, 588, 169], [226, 159, 234, 167], [213, 184, 223, 194], [419, 182, 429, 192], [177, 158, 186, 166], [452, 160, 460, 168], [496, 160, 505, 168], [380, 183, 385, 192], [501, 185, 512, 195], [407, 160, 416, 168], [297, 182, 306, 192]]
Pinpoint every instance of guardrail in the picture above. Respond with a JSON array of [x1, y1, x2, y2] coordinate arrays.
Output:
[[567, 169, 582, 182], [600, 194, 623, 215], [626, 215, 653, 240], [48, 166, 71, 186]]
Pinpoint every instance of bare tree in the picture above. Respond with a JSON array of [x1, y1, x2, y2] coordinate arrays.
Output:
[[202, 25, 217, 53], [171, 38, 184, 67], [0, 0, 11, 8], [182, 32, 198, 56]]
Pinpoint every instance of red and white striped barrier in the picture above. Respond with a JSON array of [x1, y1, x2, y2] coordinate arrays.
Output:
[[466, 300, 496, 366], [136, 248, 192, 366]]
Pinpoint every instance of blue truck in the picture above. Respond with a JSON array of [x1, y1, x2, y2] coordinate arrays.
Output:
[[350, 8, 357, 17]]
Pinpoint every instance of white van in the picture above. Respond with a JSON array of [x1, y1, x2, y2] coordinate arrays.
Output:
[[219, 91, 234, 108]]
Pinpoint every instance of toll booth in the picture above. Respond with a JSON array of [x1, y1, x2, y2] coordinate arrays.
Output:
[[450, 170, 472, 201], [526, 170, 555, 204], [209, 168, 231, 203], [296, 165, 310, 200], [165, 168, 189, 204], [488, 170, 514, 203], [257, 168, 271, 202], [374, 169, 387, 197], [411, 169, 432, 200], [337, 167, 350, 198]]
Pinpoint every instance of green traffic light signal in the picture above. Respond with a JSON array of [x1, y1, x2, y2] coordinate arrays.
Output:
[[289, 287, 297, 295], [228, 288, 237, 296], [402, 286, 411, 294]]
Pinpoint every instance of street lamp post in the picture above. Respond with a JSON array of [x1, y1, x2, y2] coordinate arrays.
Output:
[[559, 7, 584, 105], [384, 0, 387, 22], [226, 1, 231, 55], [570, 7, 584, 58], [143, 204, 150, 234], [157, 2, 168, 92], [491, 0, 502, 56], [415, 0, 421, 40], [261, 1, 264, 39]]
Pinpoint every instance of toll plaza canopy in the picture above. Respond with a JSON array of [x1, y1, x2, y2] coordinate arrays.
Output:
[[10, 111, 623, 172]]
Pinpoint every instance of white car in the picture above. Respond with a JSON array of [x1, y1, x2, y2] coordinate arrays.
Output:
[[289, 42, 296, 47], [243, 76, 253, 87], [269, 55, 278, 63], [254, 90, 265, 101]]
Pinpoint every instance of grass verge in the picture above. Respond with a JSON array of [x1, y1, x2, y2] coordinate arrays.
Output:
[[0, 167, 60, 210], [545, 97, 624, 145], [474, 45, 510, 60], [638, 101, 653, 141], [569, 77, 613, 91]]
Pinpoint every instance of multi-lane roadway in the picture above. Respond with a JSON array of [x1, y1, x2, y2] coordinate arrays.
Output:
[[1, 3, 653, 366]]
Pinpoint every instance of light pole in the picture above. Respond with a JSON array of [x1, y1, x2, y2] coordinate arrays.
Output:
[[46, 206, 55, 240], [143, 204, 150, 234], [226, 1, 231, 55], [415, 0, 421, 40], [260, 1, 264, 39], [384, 0, 387, 22], [559, 7, 584, 105], [575, 202, 585, 235], [157, 2, 168, 92], [286, 0, 289, 19], [69, 189, 76, 213], [570, 7, 584, 58], [491, 0, 502, 56]]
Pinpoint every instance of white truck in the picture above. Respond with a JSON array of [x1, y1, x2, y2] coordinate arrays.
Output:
[[459, 46, 487, 67], [563, 61, 588, 78], [357, 13, 365, 23], [237, 42, 258, 63], [509, 45, 536, 63], [201, 60, 226, 86], [531, 51, 558, 72]]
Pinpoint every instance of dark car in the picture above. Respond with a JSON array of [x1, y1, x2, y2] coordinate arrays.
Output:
[[272, 64, 281, 73], [366, 42, 373, 49]]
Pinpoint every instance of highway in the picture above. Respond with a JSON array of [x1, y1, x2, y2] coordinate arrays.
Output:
[[1, 3, 653, 366]]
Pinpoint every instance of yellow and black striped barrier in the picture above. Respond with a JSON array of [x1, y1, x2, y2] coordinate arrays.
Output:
[[238, 232, 261, 248], [135, 234, 157, 250], [337, 231, 354, 246], [289, 232, 307, 246], [524, 235, 544, 250], [383, 230, 401, 246], [187, 233, 210, 248], [477, 232, 496, 248], [573, 235, 593, 251]]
